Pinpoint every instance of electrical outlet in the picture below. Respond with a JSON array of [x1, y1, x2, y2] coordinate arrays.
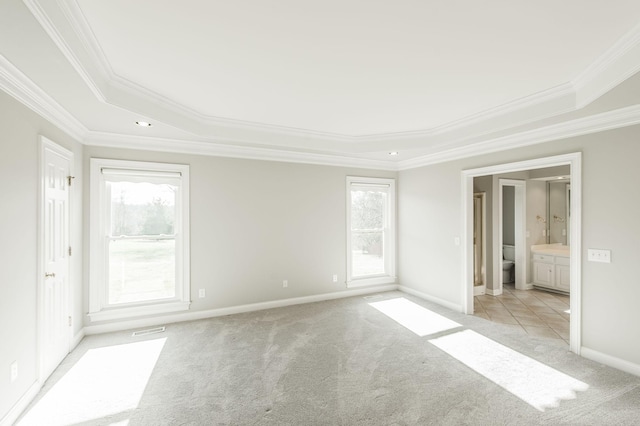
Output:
[[283, 280, 288, 288], [198, 289, 205, 298], [588, 249, 611, 263], [332, 274, 338, 283], [10, 361, 18, 383]]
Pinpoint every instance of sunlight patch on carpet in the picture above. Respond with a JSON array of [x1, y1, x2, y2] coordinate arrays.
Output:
[[18, 338, 166, 425], [369, 297, 462, 337], [429, 330, 588, 411]]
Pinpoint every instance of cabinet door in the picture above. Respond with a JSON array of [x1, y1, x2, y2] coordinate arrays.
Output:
[[555, 265, 570, 292], [533, 262, 554, 286]]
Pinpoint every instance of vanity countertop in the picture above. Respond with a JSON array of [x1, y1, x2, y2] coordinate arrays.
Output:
[[531, 244, 570, 257]]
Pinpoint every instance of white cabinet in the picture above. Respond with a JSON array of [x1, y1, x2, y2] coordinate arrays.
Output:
[[532, 252, 570, 293]]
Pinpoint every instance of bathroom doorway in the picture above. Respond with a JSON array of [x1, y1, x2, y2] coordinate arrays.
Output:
[[462, 153, 582, 354], [498, 179, 527, 293]]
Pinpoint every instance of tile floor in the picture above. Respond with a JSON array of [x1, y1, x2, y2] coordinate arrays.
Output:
[[473, 283, 570, 345]]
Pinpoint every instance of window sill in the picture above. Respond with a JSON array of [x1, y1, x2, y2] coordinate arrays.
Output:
[[347, 276, 397, 288], [88, 300, 191, 322]]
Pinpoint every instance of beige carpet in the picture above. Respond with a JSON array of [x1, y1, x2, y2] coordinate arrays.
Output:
[[18, 291, 640, 425]]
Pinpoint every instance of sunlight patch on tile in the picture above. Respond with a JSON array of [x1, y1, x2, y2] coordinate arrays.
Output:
[[369, 297, 461, 337], [428, 330, 588, 411], [18, 338, 166, 425]]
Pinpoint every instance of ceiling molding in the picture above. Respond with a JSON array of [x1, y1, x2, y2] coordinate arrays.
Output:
[[84, 132, 398, 171], [397, 104, 640, 171], [29, 1, 640, 146], [22, 0, 106, 103], [0, 53, 87, 141], [573, 22, 640, 108]]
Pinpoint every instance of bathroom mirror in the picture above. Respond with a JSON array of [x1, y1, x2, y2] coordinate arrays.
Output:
[[546, 180, 570, 245]]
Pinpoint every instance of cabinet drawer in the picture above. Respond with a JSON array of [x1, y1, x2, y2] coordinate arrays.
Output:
[[555, 256, 570, 266], [533, 254, 554, 263]]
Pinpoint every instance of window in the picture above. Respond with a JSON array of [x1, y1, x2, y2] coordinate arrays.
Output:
[[346, 176, 396, 287], [89, 159, 190, 321]]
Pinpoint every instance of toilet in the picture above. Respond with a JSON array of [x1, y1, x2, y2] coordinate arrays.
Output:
[[502, 244, 515, 283]]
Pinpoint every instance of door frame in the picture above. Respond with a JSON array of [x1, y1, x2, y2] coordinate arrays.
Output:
[[497, 179, 528, 293], [461, 153, 582, 354], [38, 136, 74, 382]]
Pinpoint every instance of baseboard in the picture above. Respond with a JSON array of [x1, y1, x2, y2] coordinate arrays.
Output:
[[71, 328, 85, 350], [581, 347, 640, 378], [84, 284, 399, 335], [0, 381, 41, 426], [486, 288, 503, 296], [398, 285, 463, 312]]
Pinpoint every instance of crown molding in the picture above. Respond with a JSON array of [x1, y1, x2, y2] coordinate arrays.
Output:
[[0, 53, 87, 141], [22, 0, 106, 102], [34, 0, 640, 145], [573, 22, 640, 108], [397, 104, 640, 171], [84, 132, 398, 171]]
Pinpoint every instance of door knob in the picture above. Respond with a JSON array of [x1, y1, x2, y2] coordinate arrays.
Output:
[[45, 272, 56, 278]]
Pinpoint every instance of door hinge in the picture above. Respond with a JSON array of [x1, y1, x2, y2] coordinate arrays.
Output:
[[68, 316, 72, 327], [67, 175, 75, 186], [68, 246, 72, 256]]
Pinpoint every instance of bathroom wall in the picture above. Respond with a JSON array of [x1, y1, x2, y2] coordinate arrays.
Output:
[[526, 180, 547, 283], [502, 186, 515, 246]]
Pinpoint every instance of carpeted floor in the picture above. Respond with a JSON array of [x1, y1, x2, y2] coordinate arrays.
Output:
[[18, 291, 640, 425]]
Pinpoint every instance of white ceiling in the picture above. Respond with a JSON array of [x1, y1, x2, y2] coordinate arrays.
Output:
[[2, 0, 640, 168]]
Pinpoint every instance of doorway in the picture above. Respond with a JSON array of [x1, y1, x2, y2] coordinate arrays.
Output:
[[39, 137, 73, 382], [462, 153, 582, 354], [498, 179, 527, 293]]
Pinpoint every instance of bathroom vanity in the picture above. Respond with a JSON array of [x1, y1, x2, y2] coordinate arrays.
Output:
[[531, 244, 570, 293]]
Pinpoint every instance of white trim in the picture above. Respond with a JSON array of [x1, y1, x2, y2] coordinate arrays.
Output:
[[574, 22, 640, 108], [84, 285, 398, 335], [0, 381, 42, 426], [486, 288, 503, 297], [71, 329, 85, 350], [398, 285, 463, 313], [347, 276, 398, 288], [398, 104, 640, 171], [85, 132, 397, 171], [581, 347, 640, 378], [461, 153, 582, 354], [88, 301, 191, 322], [22, 0, 107, 102], [0, 53, 87, 141], [89, 158, 191, 320]]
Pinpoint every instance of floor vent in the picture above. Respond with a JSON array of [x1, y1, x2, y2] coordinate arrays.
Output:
[[363, 294, 384, 300], [132, 326, 166, 337]]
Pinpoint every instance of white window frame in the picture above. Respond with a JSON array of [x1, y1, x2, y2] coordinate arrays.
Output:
[[89, 159, 190, 321], [346, 176, 396, 287]]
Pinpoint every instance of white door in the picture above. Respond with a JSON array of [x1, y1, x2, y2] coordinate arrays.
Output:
[[41, 140, 72, 381]]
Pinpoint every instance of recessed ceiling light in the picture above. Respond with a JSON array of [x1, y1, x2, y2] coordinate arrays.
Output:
[[135, 121, 152, 127], [389, 151, 399, 156]]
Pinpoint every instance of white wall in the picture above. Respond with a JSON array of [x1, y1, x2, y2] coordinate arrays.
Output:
[[0, 90, 83, 420], [82, 146, 397, 326], [398, 125, 640, 367]]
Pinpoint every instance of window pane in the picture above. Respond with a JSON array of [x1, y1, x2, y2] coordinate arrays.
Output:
[[109, 181, 176, 237], [351, 231, 384, 276], [350, 189, 386, 230], [108, 238, 176, 304]]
